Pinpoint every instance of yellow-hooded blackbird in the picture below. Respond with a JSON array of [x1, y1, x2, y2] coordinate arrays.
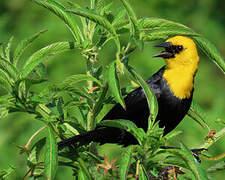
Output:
[[58, 36, 199, 150]]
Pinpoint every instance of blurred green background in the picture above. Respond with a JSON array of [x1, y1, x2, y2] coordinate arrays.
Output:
[[0, 0, 224, 179]]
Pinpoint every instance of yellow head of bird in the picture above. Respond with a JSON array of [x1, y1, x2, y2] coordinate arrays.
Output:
[[153, 36, 200, 99], [153, 36, 199, 71]]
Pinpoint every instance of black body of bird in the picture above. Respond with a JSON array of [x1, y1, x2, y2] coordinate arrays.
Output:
[[58, 36, 199, 150]]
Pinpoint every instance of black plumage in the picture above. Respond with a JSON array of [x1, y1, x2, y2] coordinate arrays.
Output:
[[58, 66, 193, 150]]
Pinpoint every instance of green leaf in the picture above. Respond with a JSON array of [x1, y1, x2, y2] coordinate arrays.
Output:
[[28, 145, 38, 164], [0, 166, 15, 179], [164, 130, 183, 140], [142, 27, 200, 41], [207, 161, 225, 173], [99, 119, 145, 145], [13, 30, 48, 68], [0, 76, 12, 92], [66, 1, 90, 41], [120, 146, 133, 180], [63, 122, 80, 136], [77, 169, 89, 180], [33, 63, 47, 78], [63, 74, 102, 87], [108, 61, 125, 109], [21, 41, 77, 78], [139, 165, 148, 180], [200, 127, 225, 149], [112, 9, 127, 27], [139, 17, 190, 30], [45, 126, 58, 180], [162, 154, 188, 170], [164, 143, 207, 180], [180, 143, 208, 180], [77, 157, 92, 180], [36, 104, 52, 119], [55, 85, 95, 104], [66, 8, 120, 51], [126, 65, 158, 133], [57, 97, 64, 120], [96, 0, 105, 11], [32, 137, 46, 162], [0, 68, 13, 85], [33, 0, 82, 43], [0, 43, 5, 58], [114, 19, 130, 31], [119, 0, 139, 39], [17, 78, 47, 98], [93, 85, 108, 118], [193, 36, 225, 74], [188, 101, 210, 131], [5, 36, 14, 62], [0, 57, 18, 80]]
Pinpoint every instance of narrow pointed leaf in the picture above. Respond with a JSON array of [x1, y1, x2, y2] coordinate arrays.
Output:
[[13, 30, 48, 68], [99, 119, 145, 144], [164, 130, 183, 140], [33, 0, 82, 43], [120, 0, 139, 38], [139, 165, 148, 180], [193, 36, 225, 74], [180, 143, 207, 180], [0, 68, 13, 85], [139, 17, 190, 30], [0, 58, 18, 80], [0, 166, 15, 179], [108, 61, 125, 109], [66, 1, 88, 39], [5, 36, 14, 62], [163, 143, 207, 180], [63, 74, 102, 87], [126, 65, 158, 132], [32, 137, 46, 162], [188, 101, 210, 130], [92, 85, 108, 119], [120, 146, 133, 180], [77, 169, 89, 180], [54, 85, 95, 103], [45, 126, 58, 180], [207, 161, 225, 173], [77, 158, 92, 180], [66, 8, 120, 50], [142, 27, 200, 41], [0, 43, 5, 58], [21, 41, 76, 78], [112, 9, 127, 27], [56, 97, 64, 120], [0, 76, 12, 92]]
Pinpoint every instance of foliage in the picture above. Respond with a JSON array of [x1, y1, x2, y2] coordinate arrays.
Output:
[[0, 0, 224, 179]]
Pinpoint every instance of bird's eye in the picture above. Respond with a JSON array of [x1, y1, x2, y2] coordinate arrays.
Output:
[[178, 45, 183, 51]]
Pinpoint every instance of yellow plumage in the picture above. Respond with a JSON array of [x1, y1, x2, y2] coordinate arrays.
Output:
[[163, 36, 199, 98]]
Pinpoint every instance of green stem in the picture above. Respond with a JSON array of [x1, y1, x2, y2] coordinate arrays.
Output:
[[91, 85, 108, 129], [87, 110, 94, 131], [77, 157, 92, 179], [24, 125, 47, 149]]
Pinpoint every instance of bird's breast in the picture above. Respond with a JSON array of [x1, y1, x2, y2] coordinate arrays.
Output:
[[162, 68, 194, 99]]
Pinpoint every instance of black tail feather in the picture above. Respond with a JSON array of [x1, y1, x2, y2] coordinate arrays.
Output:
[[57, 127, 138, 150]]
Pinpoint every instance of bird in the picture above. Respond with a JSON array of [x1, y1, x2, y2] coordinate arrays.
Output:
[[58, 36, 199, 150]]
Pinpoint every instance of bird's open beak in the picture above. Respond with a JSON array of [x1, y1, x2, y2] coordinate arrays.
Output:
[[153, 41, 174, 59]]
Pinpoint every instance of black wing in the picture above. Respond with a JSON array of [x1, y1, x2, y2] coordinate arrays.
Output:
[[103, 66, 165, 131], [58, 67, 166, 148]]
